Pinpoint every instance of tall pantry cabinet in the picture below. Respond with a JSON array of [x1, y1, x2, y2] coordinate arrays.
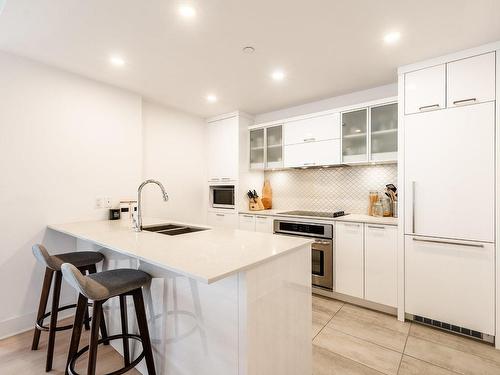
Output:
[[399, 47, 499, 344]]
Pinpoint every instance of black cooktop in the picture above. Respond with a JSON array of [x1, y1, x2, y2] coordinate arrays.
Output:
[[278, 210, 347, 218]]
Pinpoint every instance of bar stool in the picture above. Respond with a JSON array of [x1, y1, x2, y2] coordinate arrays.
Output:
[[31, 244, 108, 372], [61, 263, 156, 375]]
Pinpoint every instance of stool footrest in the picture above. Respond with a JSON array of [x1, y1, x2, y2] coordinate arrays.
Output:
[[35, 303, 92, 332], [68, 333, 145, 375]]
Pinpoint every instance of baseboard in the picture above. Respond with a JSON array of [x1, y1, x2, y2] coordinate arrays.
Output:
[[0, 306, 75, 340], [312, 287, 397, 316]]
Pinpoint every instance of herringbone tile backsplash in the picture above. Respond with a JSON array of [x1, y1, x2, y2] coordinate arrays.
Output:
[[263, 164, 397, 214]]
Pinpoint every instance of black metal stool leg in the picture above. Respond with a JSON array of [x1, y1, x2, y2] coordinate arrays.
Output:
[[133, 289, 156, 375], [87, 300, 103, 375], [119, 295, 131, 366], [46, 270, 62, 372], [65, 293, 88, 375], [31, 267, 54, 351]]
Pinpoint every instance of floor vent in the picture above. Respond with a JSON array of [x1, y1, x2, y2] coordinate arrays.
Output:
[[411, 315, 494, 344]]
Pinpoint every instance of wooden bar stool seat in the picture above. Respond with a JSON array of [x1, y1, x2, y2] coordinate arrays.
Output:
[[31, 244, 108, 372], [61, 264, 156, 375]]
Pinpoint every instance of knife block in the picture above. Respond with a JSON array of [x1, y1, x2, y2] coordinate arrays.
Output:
[[249, 198, 265, 211]]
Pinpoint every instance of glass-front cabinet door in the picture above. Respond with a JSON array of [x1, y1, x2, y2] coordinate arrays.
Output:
[[266, 125, 283, 168], [342, 108, 368, 163], [250, 128, 264, 169], [370, 103, 398, 161]]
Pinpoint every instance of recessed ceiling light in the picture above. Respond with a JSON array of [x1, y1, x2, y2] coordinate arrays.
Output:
[[206, 94, 217, 103], [179, 4, 196, 18], [383, 31, 401, 45], [109, 56, 125, 67], [242, 46, 255, 54], [271, 70, 285, 81]]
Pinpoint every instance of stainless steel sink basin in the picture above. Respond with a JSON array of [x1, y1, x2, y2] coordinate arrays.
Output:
[[143, 224, 208, 236]]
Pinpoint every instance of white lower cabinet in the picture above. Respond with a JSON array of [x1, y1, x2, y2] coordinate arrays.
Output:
[[208, 211, 238, 229], [239, 214, 274, 233], [405, 235, 495, 335], [255, 215, 274, 233], [335, 222, 364, 298], [364, 225, 397, 307], [239, 214, 256, 231], [335, 221, 397, 307]]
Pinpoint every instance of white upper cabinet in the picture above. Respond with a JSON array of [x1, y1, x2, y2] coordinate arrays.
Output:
[[370, 103, 398, 162], [284, 139, 340, 168], [447, 53, 496, 108], [404, 64, 446, 114], [342, 108, 368, 163], [249, 128, 265, 170], [284, 113, 340, 145], [208, 117, 239, 182]]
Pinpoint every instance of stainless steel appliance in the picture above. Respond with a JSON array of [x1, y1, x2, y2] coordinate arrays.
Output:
[[278, 210, 346, 218], [274, 218, 334, 290], [209, 185, 235, 209]]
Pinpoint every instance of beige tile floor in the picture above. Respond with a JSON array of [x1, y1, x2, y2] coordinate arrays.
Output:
[[312, 295, 500, 375], [2, 299, 500, 374]]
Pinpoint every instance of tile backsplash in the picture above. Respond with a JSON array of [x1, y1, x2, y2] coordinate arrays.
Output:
[[263, 164, 397, 214]]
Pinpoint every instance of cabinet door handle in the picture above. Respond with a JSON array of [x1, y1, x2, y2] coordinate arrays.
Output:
[[256, 216, 268, 219], [412, 237, 484, 248], [210, 178, 220, 181], [411, 181, 416, 234], [221, 177, 231, 181], [303, 137, 316, 142], [242, 215, 253, 218], [216, 213, 224, 217], [367, 225, 385, 229], [418, 104, 440, 111], [453, 98, 477, 106], [303, 162, 316, 166], [342, 223, 360, 227]]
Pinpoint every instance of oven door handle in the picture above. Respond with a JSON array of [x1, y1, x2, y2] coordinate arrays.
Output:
[[313, 239, 332, 246]]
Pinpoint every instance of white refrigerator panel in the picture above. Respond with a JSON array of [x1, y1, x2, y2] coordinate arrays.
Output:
[[404, 102, 495, 242]]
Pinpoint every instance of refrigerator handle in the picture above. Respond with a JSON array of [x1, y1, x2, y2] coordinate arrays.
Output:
[[412, 181, 416, 234]]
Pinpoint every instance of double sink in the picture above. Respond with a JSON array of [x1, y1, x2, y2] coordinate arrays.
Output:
[[143, 224, 208, 236]]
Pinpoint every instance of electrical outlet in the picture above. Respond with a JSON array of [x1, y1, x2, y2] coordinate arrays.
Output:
[[95, 197, 104, 209]]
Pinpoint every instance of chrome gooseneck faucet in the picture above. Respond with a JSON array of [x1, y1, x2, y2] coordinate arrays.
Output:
[[133, 179, 169, 232]]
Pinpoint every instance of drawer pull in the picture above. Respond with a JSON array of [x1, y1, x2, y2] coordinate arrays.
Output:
[[256, 216, 268, 219], [418, 104, 440, 111], [303, 162, 316, 166], [367, 225, 385, 229], [303, 137, 316, 142], [216, 214, 224, 217], [242, 215, 253, 218], [343, 223, 360, 227], [453, 98, 477, 106], [412, 237, 484, 248]]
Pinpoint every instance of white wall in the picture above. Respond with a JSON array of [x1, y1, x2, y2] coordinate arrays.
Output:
[[142, 100, 207, 223], [0, 51, 144, 337], [0, 52, 208, 339], [254, 83, 397, 123]]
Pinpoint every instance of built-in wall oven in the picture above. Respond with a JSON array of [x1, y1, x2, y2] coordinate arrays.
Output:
[[209, 184, 235, 209], [274, 219, 334, 290]]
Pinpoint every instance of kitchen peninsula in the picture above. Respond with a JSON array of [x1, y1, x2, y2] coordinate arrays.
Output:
[[48, 218, 312, 375]]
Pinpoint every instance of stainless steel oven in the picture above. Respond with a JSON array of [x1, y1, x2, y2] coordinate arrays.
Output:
[[209, 185, 235, 209], [273, 219, 334, 290]]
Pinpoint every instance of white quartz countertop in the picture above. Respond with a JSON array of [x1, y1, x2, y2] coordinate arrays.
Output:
[[48, 218, 312, 284], [238, 209, 398, 226]]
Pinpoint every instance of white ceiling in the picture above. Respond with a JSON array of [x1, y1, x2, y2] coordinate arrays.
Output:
[[1, 0, 500, 118]]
